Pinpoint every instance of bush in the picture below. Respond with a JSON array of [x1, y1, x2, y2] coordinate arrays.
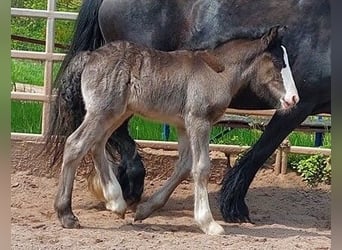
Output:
[[290, 154, 331, 186]]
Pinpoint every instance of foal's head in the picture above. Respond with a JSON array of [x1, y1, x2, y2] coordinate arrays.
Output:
[[246, 26, 299, 110]]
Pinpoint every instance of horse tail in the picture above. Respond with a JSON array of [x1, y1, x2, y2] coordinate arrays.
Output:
[[46, 51, 92, 165], [44, 0, 104, 166]]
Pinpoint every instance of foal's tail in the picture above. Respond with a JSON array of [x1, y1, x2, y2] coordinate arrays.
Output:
[[43, 0, 104, 166], [45, 51, 92, 165]]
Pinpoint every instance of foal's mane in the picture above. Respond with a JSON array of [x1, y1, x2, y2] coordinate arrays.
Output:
[[212, 27, 271, 49], [186, 26, 280, 51], [208, 26, 284, 65]]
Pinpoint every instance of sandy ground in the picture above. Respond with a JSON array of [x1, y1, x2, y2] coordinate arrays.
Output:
[[11, 149, 331, 249]]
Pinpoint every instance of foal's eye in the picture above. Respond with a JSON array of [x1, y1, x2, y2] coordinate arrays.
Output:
[[272, 58, 284, 70]]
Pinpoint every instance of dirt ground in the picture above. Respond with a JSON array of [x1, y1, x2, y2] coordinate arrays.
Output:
[[11, 148, 331, 250]]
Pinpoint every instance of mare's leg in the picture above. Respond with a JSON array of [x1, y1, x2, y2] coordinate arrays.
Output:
[[91, 114, 133, 218], [220, 103, 315, 222], [108, 121, 146, 205], [187, 118, 225, 235], [54, 114, 110, 228], [135, 127, 192, 221]]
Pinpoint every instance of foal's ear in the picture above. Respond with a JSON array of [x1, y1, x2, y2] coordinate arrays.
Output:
[[261, 25, 287, 49]]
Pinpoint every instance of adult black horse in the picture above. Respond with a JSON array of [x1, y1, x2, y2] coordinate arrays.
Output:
[[47, 0, 330, 223]]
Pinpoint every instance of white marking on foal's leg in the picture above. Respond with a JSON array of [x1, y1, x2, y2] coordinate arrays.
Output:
[[102, 167, 127, 218], [91, 114, 132, 218], [188, 120, 225, 235], [90, 122, 129, 218], [193, 156, 225, 235], [280, 45, 300, 106]]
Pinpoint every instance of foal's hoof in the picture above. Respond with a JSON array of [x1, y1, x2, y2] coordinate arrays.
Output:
[[60, 214, 81, 229], [134, 203, 152, 221], [204, 221, 225, 235]]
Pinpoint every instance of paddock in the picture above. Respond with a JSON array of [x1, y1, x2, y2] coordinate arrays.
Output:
[[11, 139, 330, 249], [11, 1, 331, 248]]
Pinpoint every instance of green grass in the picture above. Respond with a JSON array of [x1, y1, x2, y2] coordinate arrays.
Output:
[[288, 131, 331, 148], [130, 116, 264, 145], [11, 100, 42, 134], [11, 59, 45, 86], [11, 59, 63, 86], [210, 127, 262, 145], [129, 116, 177, 141], [11, 16, 46, 52]]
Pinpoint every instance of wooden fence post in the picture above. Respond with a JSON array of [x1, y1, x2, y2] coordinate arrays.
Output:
[[274, 137, 291, 175], [275, 149, 282, 175]]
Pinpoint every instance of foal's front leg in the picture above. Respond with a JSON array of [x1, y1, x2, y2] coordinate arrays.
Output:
[[187, 118, 225, 235], [135, 128, 192, 220]]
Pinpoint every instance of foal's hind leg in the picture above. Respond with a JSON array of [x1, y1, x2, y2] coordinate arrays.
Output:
[[135, 127, 192, 221], [187, 118, 225, 235], [54, 114, 108, 228]]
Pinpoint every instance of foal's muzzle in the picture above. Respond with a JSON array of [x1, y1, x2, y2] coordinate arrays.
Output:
[[280, 94, 300, 109]]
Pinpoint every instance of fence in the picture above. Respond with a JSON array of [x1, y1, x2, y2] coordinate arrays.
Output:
[[214, 109, 331, 174], [11, 3, 331, 175], [11, 1, 77, 139]]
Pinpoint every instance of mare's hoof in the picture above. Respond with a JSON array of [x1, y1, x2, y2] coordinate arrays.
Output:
[[230, 214, 252, 224], [221, 197, 252, 223], [225, 202, 252, 223], [60, 214, 81, 229], [226, 211, 252, 223], [105, 200, 127, 219]]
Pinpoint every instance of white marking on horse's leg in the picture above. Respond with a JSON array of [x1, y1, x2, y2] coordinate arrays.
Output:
[[187, 119, 225, 235], [135, 127, 192, 221], [91, 113, 133, 218], [280, 45, 299, 107], [92, 143, 127, 218], [192, 154, 225, 235], [55, 115, 103, 228], [102, 168, 127, 217]]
